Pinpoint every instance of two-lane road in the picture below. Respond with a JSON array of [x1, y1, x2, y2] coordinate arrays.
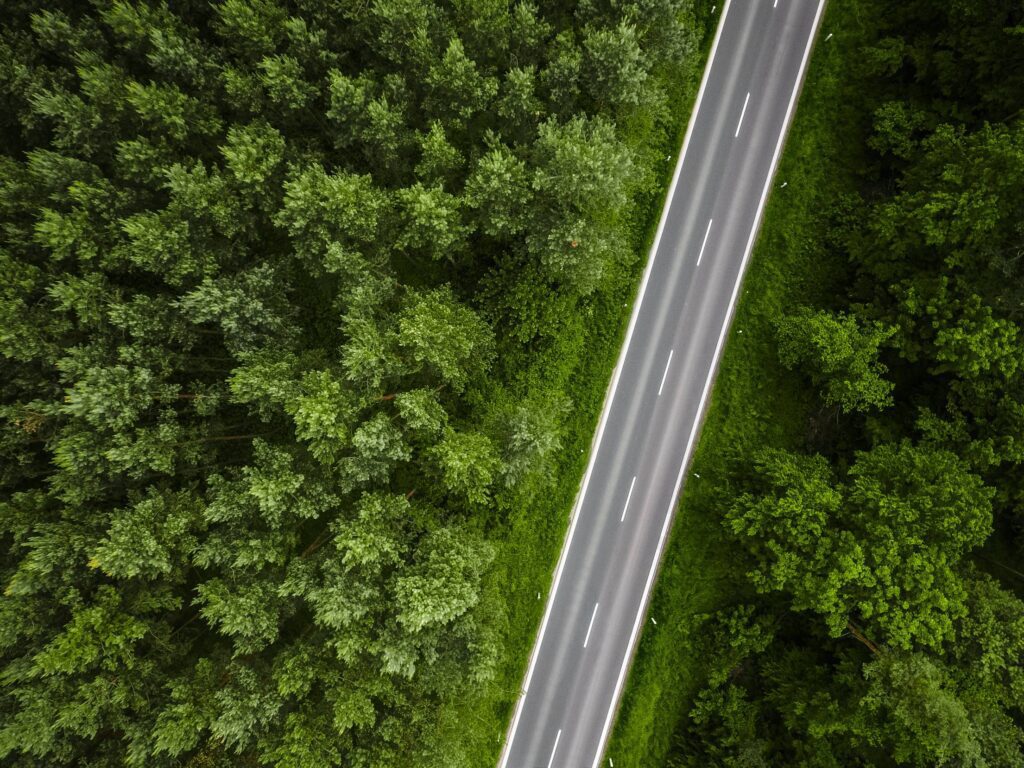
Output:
[[498, 1, 826, 766]]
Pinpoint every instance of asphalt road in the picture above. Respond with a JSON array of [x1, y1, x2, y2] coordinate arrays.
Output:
[[497, 2, 826, 766]]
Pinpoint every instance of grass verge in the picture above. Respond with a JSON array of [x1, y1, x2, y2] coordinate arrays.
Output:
[[604, 2, 876, 764]]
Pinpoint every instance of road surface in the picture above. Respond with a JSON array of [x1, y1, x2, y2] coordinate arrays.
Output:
[[497, 1, 826, 766]]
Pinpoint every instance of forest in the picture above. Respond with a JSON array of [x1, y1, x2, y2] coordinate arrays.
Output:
[[611, 1, 1024, 766], [0, 0, 701, 766], [5, 0, 1020, 766]]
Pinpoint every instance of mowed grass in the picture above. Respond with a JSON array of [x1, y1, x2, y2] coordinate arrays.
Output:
[[423, 4, 722, 765], [605, 2, 876, 765]]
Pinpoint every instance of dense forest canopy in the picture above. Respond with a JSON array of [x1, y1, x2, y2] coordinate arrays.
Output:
[[0, 0, 696, 765], [670, 2, 1024, 766]]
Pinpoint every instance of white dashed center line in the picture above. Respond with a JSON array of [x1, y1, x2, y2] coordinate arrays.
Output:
[[547, 730, 562, 768], [734, 91, 751, 137], [584, 603, 600, 648], [657, 350, 674, 396], [697, 218, 713, 265], [620, 476, 637, 522]]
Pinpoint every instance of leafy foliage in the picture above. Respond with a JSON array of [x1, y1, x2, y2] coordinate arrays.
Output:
[[728, 443, 992, 650], [0, 0, 696, 764], [776, 308, 895, 413]]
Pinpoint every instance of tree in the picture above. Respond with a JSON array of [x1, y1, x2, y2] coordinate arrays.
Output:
[[528, 116, 633, 292], [670, 607, 778, 768], [868, 100, 929, 160], [90, 488, 203, 579], [540, 32, 583, 115], [398, 286, 494, 391], [415, 121, 463, 184], [464, 145, 531, 238], [286, 370, 360, 464], [395, 184, 468, 261], [498, 392, 570, 489], [929, 290, 1020, 382], [394, 527, 494, 632], [424, 38, 498, 127], [221, 119, 285, 188], [213, 0, 287, 59], [727, 443, 992, 650], [955, 573, 1024, 707], [859, 653, 984, 767], [583, 23, 649, 109], [180, 264, 294, 351], [275, 164, 385, 268], [258, 54, 317, 112], [776, 308, 896, 414], [429, 429, 500, 505], [496, 66, 544, 140]]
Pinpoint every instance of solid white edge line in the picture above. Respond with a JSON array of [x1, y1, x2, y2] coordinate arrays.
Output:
[[696, 218, 714, 265], [657, 349, 674, 396], [590, 2, 827, 766], [547, 730, 562, 768], [620, 476, 637, 523], [495, 2, 736, 765], [583, 603, 600, 648], [734, 91, 751, 137]]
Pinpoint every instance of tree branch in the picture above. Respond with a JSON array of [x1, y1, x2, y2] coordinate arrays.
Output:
[[846, 619, 881, 655]]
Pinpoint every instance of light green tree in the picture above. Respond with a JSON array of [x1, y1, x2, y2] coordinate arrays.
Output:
[[776, 308, 896, 413], [728, 443, 992, 650]]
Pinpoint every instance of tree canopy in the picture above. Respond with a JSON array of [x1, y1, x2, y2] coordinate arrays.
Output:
[[0, 0, 696, 765]]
